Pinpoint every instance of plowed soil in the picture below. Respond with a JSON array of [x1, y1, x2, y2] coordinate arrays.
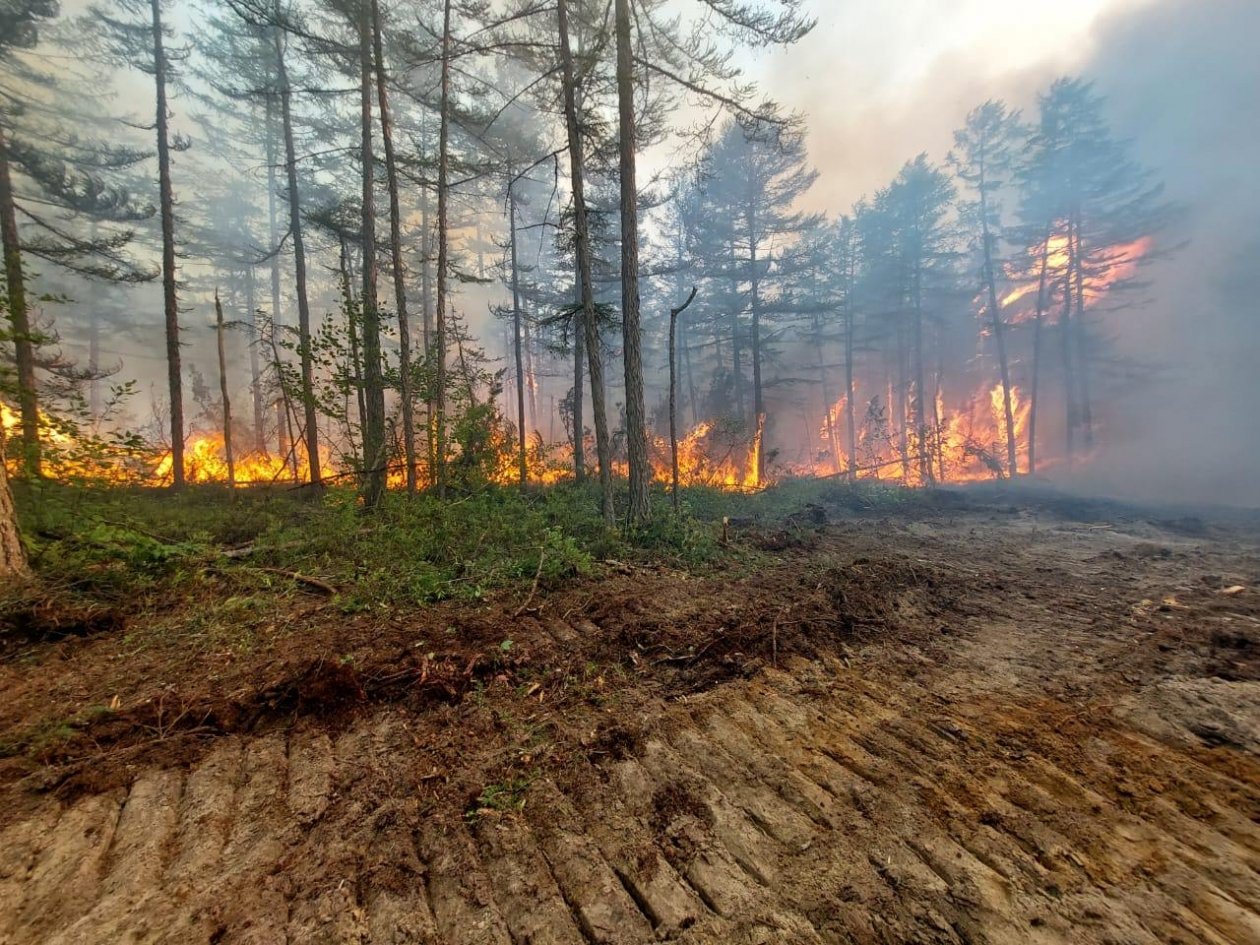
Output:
[[2, 489, 1259, 944]]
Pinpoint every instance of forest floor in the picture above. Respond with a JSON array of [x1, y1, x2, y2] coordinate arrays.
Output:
[[2, 484, 1259, 943]]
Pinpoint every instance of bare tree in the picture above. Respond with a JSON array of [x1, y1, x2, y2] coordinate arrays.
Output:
[[557, 0, 614, 523]]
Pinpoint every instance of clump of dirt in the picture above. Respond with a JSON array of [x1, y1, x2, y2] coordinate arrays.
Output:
[[0, 595, 125, 654]]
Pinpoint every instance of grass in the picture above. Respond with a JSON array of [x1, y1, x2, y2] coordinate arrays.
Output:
[[4, 475, 920, 655]]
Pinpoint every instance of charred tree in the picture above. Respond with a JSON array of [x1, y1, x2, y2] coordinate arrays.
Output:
[[358, 0, 386, 509], [0, 126, 38, 477], [271, 15, 322, 487], [371, 0, 416, 494], [615, 0, 650, 524], [557, 0, 613, 524], [214, 289, 236, 487], [150, 0, 185, 490]]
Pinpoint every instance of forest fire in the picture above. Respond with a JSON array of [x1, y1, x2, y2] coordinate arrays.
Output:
[[1002, 234, 1153, 313]]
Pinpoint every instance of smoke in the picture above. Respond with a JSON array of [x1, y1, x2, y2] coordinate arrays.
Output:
[[768, 0, 1259, 505], [1056, 0, 1260, 506]]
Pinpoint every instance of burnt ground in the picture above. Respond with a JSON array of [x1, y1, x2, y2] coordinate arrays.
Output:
[[1, 488, 1259, 944]]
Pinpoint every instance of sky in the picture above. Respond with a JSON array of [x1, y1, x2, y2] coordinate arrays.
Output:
[[748, 0, 1154, 210]]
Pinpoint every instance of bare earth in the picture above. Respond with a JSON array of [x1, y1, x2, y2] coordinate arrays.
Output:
[[2, 491, 1259, 944]]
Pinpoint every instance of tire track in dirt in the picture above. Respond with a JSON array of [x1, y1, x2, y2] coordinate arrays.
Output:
[[3, 649, 1257, 945], [4, 511, 1260, 944]]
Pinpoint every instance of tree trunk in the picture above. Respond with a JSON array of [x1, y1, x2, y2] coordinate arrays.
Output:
[[557, 0, 613, 524], [273, 17, 321, 487], [0, 432, 28, 580], [1070, 213, 1094, 450], [812, 310, 839, 474], [214, 289, 236, 488], [911, 254, 932, 485], [1027, 224, 1052, 475], [358, 0, 386, 508], [0, 127, 39, 477], [264, 92, 288, 463], [434, 0, 452, 498], [509, 182, 527, 487], [668, 287, 696, 514], [151, 0, 184, 490], [372, 0, 416, 494], [615, 0, 650, 524], [746, 206, 766, 484], [572, 265, 585, 480], [244, 265, 265, 453], [978, 165, 1017, 477], [843, 297, 857, 480], [1059, 244, 1077, 462]]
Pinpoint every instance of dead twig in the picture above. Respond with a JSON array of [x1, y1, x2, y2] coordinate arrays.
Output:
[[514, 545, 547, 617]]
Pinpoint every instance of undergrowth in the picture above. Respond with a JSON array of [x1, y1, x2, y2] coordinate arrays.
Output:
[[3, 477, 919, 650]]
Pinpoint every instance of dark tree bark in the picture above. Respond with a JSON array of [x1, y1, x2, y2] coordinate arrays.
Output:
[[0, 432, 28, 580], [977, 155, 1018, 476], [358, 0, 386, 508], [571, 265, 585, 480], [615, 0, 650, 524], [244, 265, 265, 453], [264, 92, 289, 462], [434, 0, 452, 498], [508, 182, 527, 487], [1059, 234, 1077, 461], [272, 17, 321, 487], [151, 0, 184, 490], [1026, 224, 1052, 475], [1070, 213, 1094, 449], [0, 126, 39, 476], [746, 202, 766, 483], [668, 286, 697, 514], [557, 0, 613, 523], [371, 0, 415, 493], [214, 289, 236, 487]]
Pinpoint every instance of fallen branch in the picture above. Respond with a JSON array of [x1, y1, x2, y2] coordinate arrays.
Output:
[[257, 567, 339, 596], [514, 546, 547, 617]]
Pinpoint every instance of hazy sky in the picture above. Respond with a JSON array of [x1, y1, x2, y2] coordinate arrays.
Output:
[[748, 0, 1154, 209]]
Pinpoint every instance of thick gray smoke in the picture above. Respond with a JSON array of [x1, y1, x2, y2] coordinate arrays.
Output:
[[1064, 0, 1260, 506]]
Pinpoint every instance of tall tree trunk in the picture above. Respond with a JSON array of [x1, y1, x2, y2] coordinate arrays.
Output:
[[523, 316, 538, 431], [372, 0, 416, 494], [509, 182, 527, 487], [1026, 224, 1052, 475], [1070, 213, 1094, 450], [264, 92, 288, 462], [571, 265, 585, 480], [680, 311, 697, 427], [244, 265, 265, 452], [615, 0, 650, 524], [150, 0, 184, 490], [434, 0, 452, 498], [978, 165, 1017, 477], [88, 308, 101, 417], [843, 299, 857, 480], [746, 206, 766, 484], [557, 0, 613, 523], [668, 287, 697, 514], [358, 0, 386, 508], [911, 257, 932, 485], [0, 432, 28, 580], [0, 128, 39, 477], [812, 310, 839, 474], [214, 289, 236, 487], [1059, 242, 1077, 461], [273, 18, 321, 487]]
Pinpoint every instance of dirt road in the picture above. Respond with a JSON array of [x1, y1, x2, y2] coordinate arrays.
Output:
[[2, 492, 1258, 943]]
